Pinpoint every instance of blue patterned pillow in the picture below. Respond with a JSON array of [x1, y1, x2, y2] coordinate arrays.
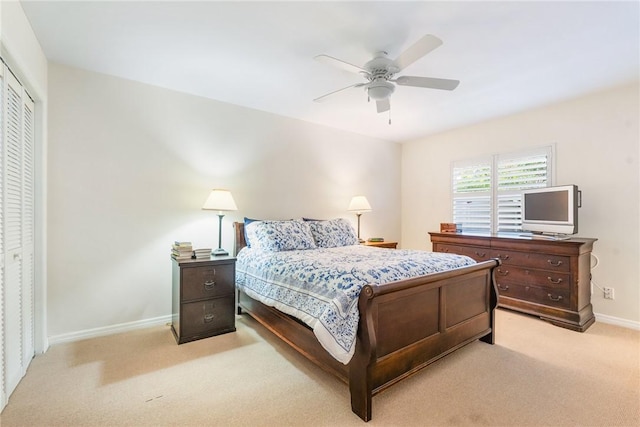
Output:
[[309, 218, 359, 248], [246, 220, 317, 252]]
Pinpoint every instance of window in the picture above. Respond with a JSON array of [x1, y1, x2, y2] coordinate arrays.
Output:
[[452, 147, 553, 233]]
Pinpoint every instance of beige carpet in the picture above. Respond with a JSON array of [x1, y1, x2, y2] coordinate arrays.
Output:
[[1, 309, 639, 426]]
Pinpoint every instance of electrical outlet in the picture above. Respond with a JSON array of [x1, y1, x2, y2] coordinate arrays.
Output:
[[603, 287, 615, 300]]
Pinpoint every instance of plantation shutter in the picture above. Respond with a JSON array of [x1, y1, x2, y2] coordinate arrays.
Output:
[[452, 147, 552, 233], [452, 159, 492, 232], [496, 149, 551, 232]]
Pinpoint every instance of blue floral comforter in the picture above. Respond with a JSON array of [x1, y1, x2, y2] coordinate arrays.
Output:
[[235, 245, 475, 364]]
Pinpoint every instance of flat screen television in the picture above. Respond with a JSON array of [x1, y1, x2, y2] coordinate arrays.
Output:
[[521, 184, 580, 236]]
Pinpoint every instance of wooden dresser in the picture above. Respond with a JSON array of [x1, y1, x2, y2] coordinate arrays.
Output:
[[429, 232, 597, 332], [171, 256, 236, 344]]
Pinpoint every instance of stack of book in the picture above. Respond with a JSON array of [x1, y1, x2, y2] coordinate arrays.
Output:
[[193, 248, 212, 259], [171, 241, 193, 260]]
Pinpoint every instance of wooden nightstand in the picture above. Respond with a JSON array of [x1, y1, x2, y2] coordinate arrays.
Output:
[[171, 256, 236, 344], [364, 241, 398, 249]]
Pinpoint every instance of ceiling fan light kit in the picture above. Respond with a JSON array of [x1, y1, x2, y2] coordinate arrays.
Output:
[[314, 34, 459, 121], [367, 80, 395, 100]]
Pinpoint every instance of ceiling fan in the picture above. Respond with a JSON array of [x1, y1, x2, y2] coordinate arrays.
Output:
[[313, 34, 459, 116]]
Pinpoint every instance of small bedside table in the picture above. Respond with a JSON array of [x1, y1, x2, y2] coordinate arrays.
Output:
[[171, 255, 236, 344], [364, 241, 398, 249]]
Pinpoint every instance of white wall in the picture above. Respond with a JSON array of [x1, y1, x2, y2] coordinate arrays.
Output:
[[401, 82, 640, 326], [47, 63, 400, 340]]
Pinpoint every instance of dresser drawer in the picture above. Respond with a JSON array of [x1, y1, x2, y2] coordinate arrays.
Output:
[[497, 283, 571, 309], [490, 250, 571, 272], [436, 244, 490, 262], [180, 296, 235, 337], [182, 264, 234, 301], [495, 266, 571, 292]]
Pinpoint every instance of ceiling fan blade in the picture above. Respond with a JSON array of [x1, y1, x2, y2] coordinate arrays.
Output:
[[392, 34, 443, 71], [395, 75, 460, 90], [376, 98, 390, 113], [313, 83, 366, 103], [314, 54, 368, 75]]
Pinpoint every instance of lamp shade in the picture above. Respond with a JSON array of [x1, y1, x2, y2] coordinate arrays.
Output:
[[202, 189, 238, 211], [348, 196, 372, 213]]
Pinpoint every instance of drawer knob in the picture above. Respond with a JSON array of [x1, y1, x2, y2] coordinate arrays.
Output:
[[204, 313, 215, 323], [547, 293, 563, 302], [547, 277, 563, 284], [497, 284, 509, 291], [204, 281, 216, 290], [497, 269, 509, 276], [496, 254, 510, 261], [547, 259, 563, 267]]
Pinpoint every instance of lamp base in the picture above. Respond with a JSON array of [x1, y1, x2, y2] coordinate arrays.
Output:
[[212, 248, 229, 257]]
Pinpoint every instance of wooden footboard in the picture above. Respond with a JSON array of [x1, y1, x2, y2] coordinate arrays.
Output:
[[349, 259, 499, 421], [237, 258, 500, 422]]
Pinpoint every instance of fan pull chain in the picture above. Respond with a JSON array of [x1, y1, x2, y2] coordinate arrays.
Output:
[[388, 108, 392, 125]]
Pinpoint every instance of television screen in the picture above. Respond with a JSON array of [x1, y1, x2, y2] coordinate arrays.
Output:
[[524, 191, 569, 222]]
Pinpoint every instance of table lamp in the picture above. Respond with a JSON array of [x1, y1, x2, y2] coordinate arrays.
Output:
[[348, 196, 372, 243], [202, 189, 238, 256]]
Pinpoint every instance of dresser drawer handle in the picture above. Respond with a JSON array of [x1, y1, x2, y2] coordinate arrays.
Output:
[[547, 259, 563, 267], [497, 284, 509, 291], [474, 251, 486, 258], [204, 281, 216, 290], [203, 313, 215, 323], [496, 254, 510, 261], [497, 269, 509, 276], [547, 294, 563, 302], [547, 277, 563, 284]]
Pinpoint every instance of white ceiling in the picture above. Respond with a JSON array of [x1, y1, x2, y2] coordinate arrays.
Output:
[[20, 1, 640, 143]]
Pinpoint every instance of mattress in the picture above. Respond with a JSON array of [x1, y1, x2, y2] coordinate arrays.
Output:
[[235, 244, 475, 364]]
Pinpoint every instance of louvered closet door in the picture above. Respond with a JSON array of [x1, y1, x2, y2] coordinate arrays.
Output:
[[1, 64, 35, 407], [0, 60, 5, 410], [21, 91, 35, 372]]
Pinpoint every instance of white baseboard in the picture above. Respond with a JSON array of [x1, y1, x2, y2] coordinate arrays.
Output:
[[48, 315, 172, 346], [595, 312, 640, 330], [45, 312, 640, 347]]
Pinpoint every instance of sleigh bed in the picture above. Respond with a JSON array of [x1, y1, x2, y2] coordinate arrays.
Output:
[[233, 219, 500, 422]]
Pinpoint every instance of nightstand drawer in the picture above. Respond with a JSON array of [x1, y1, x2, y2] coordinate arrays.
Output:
[[182, 264, 234, 301], [180, 296, 235, 337]]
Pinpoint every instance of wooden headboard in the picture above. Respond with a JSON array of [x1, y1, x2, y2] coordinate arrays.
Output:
[[233, 222, 247, 256]]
